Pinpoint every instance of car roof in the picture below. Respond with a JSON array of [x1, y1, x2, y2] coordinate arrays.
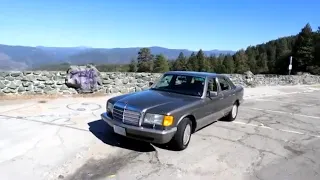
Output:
[[164, 71, 226, 78]]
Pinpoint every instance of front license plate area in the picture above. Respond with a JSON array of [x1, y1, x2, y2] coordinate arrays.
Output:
[[113, 125, 126, 136]]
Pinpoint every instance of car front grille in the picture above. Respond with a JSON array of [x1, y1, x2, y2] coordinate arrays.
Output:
[[113, 103, 141, 126]]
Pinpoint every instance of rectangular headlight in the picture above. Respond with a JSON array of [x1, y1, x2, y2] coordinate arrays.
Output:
[[107, 102, 113, 113], [144, 113, 164, 125], [144, 113, 174, 126]]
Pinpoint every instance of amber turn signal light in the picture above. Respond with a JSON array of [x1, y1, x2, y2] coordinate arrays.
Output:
[[163, 115, 174, 126]]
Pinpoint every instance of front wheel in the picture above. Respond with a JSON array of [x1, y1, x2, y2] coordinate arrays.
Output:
[[169, 118, 192, 151]]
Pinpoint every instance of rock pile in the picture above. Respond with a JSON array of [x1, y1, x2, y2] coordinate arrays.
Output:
[[0, 69, 320, 96]]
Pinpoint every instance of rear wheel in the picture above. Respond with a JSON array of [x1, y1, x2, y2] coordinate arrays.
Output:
[[225, 102, 238, 121], [170, 118, 192, 151]]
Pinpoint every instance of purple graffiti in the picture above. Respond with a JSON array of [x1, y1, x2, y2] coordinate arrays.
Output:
[[66, 68, 101, 93]]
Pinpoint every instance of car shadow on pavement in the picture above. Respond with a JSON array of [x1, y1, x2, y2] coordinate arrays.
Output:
[[88, 119, 156, 152]]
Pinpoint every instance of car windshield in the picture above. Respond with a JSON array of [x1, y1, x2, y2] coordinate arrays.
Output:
[[151, 74, 206, 97]]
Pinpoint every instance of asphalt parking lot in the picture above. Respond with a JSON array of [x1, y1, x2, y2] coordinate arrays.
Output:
[[91, 90, 320, 180], [1, 86, 320, 180]]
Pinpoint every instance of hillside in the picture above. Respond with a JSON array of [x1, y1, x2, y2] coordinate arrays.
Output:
[[167, 23, 319, 75], [2, 23, 319, 74], [35, 24, 320, 75], [0, 44, 234, 70]]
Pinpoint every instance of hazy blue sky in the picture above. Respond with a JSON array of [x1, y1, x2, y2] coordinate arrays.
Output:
[[0, 0, 319, 51]]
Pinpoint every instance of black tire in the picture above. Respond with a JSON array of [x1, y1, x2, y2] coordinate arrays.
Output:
[[224, 102, 239, 122], [170, 118, 192, 151]]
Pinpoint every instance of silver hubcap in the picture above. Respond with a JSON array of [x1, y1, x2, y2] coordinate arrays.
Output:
[[232, 104, 237, 118], [183, 124, 191, 145]]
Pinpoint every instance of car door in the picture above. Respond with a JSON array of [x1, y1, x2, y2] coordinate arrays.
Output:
[[197, 77, 223, 129], [224, 76, 237, 105], [217, 76, 234, 115]]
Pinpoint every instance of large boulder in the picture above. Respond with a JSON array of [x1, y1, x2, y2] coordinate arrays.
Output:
[[243, 71, 256, 87], [65, 64, 102, 93], [244, 71, 254, 79]]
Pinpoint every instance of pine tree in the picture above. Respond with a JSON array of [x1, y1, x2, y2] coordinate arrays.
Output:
[[246, 47, 258, 73], [292, 23, 314, 72], [256, 53, 269, 73], [223, 55, 235, 73], [196, 49, 209, 72], [276, 38, 290, 59], [173, 52, 188, 70], [187, 52, 198, 71], [153, 54, 169, 73], [315, 27, 320, 65], [233, 49, 249, 73], [208, 55, 217, 72], [168, 60, 176, 71], [247, 54, 257, 73], [128, 59, 137, 72], [257, 44, 266, 55], [266, 45, 277, 73], [215, 54, 226, 73], [137, 48, 154, 72], [310, 26, 320, 74]]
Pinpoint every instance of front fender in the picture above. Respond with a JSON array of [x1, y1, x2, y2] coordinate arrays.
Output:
[[174, 113, 197, 134]]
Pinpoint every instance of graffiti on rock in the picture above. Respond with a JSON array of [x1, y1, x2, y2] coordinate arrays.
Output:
[[72, 69, 96, 92], [66, 66, 102, 93]]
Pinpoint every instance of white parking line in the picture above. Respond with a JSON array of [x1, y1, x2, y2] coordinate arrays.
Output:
[[233, 121, 320, 138], [249, 107, 320, 119], [253, 99, 317, 107]]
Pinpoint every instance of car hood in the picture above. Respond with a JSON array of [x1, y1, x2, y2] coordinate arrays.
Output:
[[114, 89, 199, 113]]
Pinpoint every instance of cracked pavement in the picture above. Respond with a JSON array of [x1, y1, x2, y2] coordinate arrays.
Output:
[[0, 85, 320, 180]]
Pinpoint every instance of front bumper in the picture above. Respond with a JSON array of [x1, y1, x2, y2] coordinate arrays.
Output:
[[100, 112, 177, 144]]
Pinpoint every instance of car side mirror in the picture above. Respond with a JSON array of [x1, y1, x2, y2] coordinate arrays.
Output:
[[149, 82, 154, 86]]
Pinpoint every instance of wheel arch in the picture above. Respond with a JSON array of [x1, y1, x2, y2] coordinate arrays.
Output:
[[177, 114, 197, 133], [235, 99, 240, 106]]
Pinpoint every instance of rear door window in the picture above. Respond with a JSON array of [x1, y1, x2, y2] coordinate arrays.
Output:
[[218, 77, 231, 91], [225, 77, 236, 89]]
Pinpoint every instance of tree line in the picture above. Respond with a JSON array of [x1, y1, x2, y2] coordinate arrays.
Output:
[[35, 23, 319, 75], [129, 23, 320, 75]]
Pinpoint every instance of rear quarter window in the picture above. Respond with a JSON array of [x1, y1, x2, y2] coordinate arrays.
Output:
[[225, 77, 236, 89]]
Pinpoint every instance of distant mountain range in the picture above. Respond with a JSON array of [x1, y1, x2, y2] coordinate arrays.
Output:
[[0, 44, 235, 71]]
